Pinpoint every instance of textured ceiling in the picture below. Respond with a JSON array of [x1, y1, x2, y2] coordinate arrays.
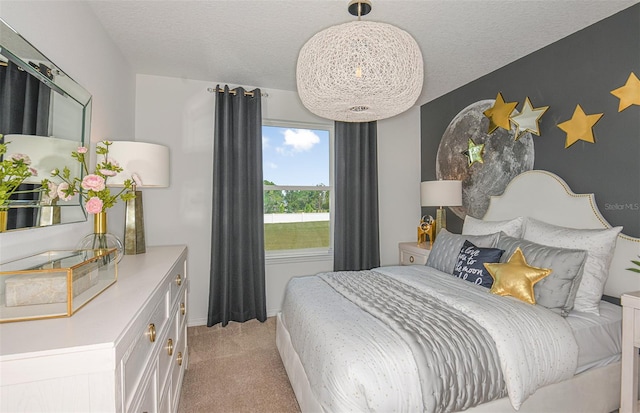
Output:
[[87, 0, 639, 107]]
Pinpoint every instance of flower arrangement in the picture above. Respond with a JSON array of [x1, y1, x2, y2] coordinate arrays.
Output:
[[0, 134, 39, 210], [42, 140, 136, 213]]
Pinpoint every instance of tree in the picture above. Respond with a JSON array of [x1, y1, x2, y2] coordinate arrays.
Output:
[[263, 180, 285, 213]]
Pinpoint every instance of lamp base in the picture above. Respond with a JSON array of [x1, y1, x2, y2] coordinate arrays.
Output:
[[434, 207, 447, 239], [124, 190, 146, 255], [38, 200, 61, 227]]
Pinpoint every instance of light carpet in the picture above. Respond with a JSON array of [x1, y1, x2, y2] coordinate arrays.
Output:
[[178, 316, 301, 413]]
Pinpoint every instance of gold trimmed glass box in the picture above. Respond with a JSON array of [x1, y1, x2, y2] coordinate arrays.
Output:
[[0, 249, 117, 323]]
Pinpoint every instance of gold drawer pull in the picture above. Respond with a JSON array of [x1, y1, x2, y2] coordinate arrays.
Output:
[[175, 274, 182, 286], [177, 352, 183, 366], [167, 338, 174, 356], [409, 255, 414, 263], [180, 302, 186, 316], [147, 323, 156, 343]]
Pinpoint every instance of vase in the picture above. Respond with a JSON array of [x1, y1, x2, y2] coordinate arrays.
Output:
[[0, 209, 7, 233], [76, 212, 124, 264]]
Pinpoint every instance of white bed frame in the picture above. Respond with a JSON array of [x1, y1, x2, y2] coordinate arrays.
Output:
[[277, 170, 640, 412]]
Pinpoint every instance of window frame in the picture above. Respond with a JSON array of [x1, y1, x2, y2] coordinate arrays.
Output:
[[262, 119, 334, 262]]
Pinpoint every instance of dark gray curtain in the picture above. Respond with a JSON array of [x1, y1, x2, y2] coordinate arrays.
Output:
[[334, 121, 380, 271], [0, 61, 51, 136], [0, 61, 51, 229], [208, 85, 266, 327]]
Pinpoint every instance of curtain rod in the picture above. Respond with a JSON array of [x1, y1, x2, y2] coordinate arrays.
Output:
[[206, 87, 268, 97]]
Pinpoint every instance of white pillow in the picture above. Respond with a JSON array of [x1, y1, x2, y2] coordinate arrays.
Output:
[[522, 217, 622, 315], [462, 216, 524, 238]]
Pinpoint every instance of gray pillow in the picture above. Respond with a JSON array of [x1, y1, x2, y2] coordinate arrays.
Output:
[[426, 229, 500, 274], [496, 233, 587, 316]]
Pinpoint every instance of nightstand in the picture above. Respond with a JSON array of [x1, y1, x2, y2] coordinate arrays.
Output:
[[398, 242, 431, 266], [621, 291, 640, 413]]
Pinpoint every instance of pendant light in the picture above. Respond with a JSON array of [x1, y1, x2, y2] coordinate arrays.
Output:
[[296, 0, 424, 122]]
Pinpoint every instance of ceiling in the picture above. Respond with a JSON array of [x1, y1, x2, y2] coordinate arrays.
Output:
[[87, 0, 639, 107]]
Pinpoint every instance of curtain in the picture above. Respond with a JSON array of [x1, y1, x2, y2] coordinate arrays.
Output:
[[0, 61, 51, 229], [333, 121, 380, 271], [208, 85, 266, 327], [0, 61, 51, 136]]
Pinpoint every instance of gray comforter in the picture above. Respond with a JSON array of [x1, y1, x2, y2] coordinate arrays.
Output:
[[281, 265, 578, 412], [319, 270, 507, 412]]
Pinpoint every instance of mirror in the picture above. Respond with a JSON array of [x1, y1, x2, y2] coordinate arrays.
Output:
[[0, 18, 91, 231]]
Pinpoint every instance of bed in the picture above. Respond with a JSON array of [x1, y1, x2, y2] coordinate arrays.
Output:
[[276, 170, 640, 412]]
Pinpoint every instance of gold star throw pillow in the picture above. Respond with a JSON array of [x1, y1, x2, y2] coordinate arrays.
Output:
[[484, 247, 552, 305]]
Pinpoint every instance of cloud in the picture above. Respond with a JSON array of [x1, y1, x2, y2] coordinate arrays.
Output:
[[266, 162, 278, 169], [262, 135, 270, 149], [282, 129, 320, 152]]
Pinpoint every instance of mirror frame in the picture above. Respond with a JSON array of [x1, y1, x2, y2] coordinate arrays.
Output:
[[0, 17, 92, 231]]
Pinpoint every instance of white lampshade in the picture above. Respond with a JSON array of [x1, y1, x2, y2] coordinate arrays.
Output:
[[421, 180, 462, 207], [296, 1, 423, 122], [107, 141, 170, 188], [4, 134, 81, 184]]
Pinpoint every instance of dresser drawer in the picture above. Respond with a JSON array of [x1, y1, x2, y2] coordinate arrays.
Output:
[[122, 290, 168, 408], [399, 242, 431, 266], [171, 321, 188, 411], [400, 249, 428, 265], [132, 364, 157, 413], [158, 308, 178, 393], [159, 379, 171, 413], [177, 289, 187, 335], [168, 258, 186, 306]]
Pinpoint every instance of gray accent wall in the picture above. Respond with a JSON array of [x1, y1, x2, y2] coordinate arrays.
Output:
[[421, 4, 640, 237]]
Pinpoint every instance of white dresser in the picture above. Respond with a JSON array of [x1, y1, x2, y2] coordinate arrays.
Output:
[[0, 245, 189, 413]]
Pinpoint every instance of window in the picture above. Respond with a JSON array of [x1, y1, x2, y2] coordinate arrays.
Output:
[[262, 121, 333, 256]]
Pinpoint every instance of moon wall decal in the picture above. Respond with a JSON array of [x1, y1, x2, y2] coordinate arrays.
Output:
[[436, 99, 535, 219]]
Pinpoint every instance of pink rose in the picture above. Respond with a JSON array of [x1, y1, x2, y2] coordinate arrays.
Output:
[[85, 197, 103, 214], [77, 147, 88, 154], [106, 157, 119, 168], [42, 182, 58, 202], [82, 174, 106, 191], [57, 182, 74, 201], [9, 153, 31, 165], [28, 167, 38, 176], [100, 169, 117, 177]]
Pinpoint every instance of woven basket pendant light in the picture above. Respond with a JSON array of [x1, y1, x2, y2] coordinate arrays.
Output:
[[296, 0, 423, 122]]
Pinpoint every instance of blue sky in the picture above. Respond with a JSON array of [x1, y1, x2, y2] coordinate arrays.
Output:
[[262, 126, 330, 186]]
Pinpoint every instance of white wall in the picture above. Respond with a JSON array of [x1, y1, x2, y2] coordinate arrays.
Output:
[[136, 74, 420, 326], [0, 1, 136, 261], [378, 107, 422, 265]]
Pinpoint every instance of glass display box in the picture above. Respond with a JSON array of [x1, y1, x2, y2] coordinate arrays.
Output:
[[0, 249, 117, 322]]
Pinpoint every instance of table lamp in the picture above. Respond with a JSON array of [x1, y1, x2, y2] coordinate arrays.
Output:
[[420, 180, 462, 239], [107, 141, 170, 255]]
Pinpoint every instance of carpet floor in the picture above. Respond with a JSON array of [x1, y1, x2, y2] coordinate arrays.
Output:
[[177, 317, 301, 413]]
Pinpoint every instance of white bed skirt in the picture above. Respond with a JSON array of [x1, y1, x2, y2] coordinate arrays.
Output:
[[276, 313, 621, 413]]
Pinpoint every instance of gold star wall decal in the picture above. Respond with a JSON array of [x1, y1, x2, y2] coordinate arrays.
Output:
[[557, 104, 604, 148], [483, 92, 518, 133], [461, 138, 485, 166], [483, 248, 551, 305], [510, 97, 549, 140], [611, 72, 640, 112]]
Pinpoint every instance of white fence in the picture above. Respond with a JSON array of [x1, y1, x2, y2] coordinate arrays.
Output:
[[264, 212, 330, 224]]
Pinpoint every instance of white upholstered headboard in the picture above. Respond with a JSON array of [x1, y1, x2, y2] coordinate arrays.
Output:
[[483, 170, 640, 298]]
